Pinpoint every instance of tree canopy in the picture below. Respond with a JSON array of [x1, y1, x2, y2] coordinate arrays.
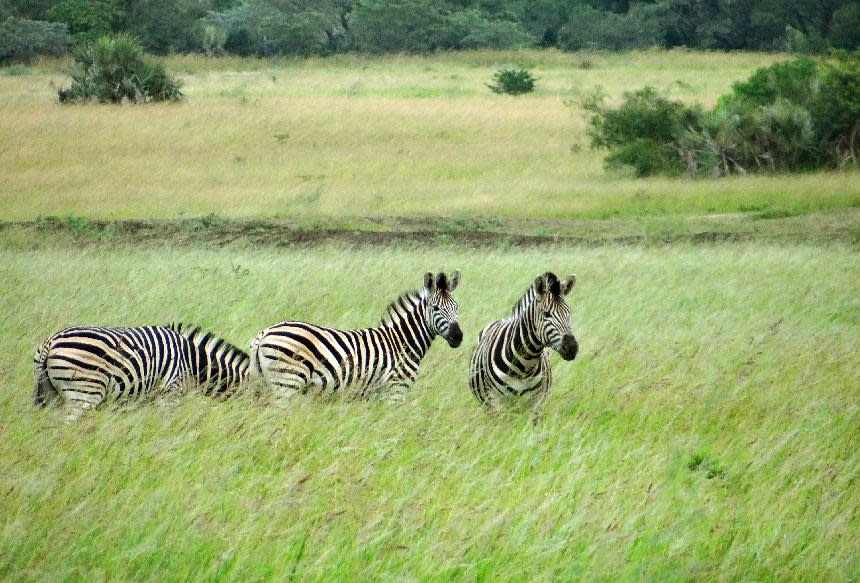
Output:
[[2, 0, 858, 58]]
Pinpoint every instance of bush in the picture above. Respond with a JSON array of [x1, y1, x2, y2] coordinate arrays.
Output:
[[584, 86, 699, 176], [580, 54, 860, 177], [812, 52, 860, 166], [57, 33, 182, 103], [0, 17, 69, 62], [487, 67, 537, 96]]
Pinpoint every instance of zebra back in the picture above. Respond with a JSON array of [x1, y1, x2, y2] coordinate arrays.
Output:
[[169, 323, 251, 397]]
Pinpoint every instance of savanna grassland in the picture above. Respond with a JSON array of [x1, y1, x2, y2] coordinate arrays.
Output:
[[1, 49, 858, 223], [0, 49, 859, 581], [0, 243, 858, 580]]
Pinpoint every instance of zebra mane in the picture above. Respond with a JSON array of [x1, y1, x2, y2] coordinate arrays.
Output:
[[167, 323, 250, 360], [511, 286, 538, 318], [380, 289, 427, 327]]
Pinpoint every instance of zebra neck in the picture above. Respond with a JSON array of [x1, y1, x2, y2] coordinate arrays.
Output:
[[512, 311, 545, 361], [380, 296, 434, 363]]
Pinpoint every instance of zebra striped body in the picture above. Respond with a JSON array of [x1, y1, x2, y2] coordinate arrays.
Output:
[[251, 271, 462, 403], [469, 272, 578, 410], [34, 324, 250, 421]]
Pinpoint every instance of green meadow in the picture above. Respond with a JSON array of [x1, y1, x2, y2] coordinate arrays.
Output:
[[0, 243, 857, 580], [0, 49, 858, 581]]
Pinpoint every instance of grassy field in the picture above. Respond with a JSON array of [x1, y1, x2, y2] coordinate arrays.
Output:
[[0, 240, 857, 580], [2, 50, 858, 222], [1, 48, 858, 580]]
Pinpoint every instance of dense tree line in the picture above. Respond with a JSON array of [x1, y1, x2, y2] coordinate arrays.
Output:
[[3, 0, 859, 61]]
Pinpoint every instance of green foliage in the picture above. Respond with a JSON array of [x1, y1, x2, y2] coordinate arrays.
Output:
[[559, 4, 660, 51], [57, 33, 182, 103], [200, 23, 226, 56], [5, 0, 860, 59], [583, 54, 860, 176], [350, 0, 445, 54], [45, 0, 118, 45], [204, 1, 342, 57], [584, 86, 697, 176], [812, 52, 860, 166], [0, 16, 68, 62], [443, 9, 534, 50], [487, 67, 537, 96], [720, 57, 819, 109], [3, 63, 30, 75]]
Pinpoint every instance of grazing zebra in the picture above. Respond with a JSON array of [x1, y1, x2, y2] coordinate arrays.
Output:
[[33, 324, 250, 421], [250, 271, 462, 403], [469, 272, 578, 410]]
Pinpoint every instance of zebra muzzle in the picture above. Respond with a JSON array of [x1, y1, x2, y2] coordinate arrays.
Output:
[[446, 322, 463, 348], [558, 334, 578, 361]]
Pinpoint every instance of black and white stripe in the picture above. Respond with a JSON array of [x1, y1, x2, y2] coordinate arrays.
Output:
[[34, 324, 250, 421], [251, 271, 462, 403], [469, 272, 578, 409]]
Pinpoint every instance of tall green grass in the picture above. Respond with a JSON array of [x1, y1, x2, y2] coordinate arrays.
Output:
[[2, 50, 857, 222], [1, 242, 857, 580]]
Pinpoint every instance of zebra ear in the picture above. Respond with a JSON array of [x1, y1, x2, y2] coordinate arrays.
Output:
[[448, 270, 460, 292], [534, 274, 547, 295], [560, 274, 577, 295], [424, 272, 435, 291]]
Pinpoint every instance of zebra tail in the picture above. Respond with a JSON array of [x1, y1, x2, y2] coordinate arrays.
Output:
[[249, 331, 265, 376], [33, 340, 56, 407]]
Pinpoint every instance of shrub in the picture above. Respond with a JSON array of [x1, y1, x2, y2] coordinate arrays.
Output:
[[0, 17, 69, 63], [581, 54, 860, 177], [812, 52, 860, 166], [584, 86, 699, 176], [57, 33, 182, 103], [718, 57, 819, 110], [487, 67, 537, 96]]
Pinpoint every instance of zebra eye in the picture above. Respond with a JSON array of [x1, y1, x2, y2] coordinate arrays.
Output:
[[543, 310, 551, 318]]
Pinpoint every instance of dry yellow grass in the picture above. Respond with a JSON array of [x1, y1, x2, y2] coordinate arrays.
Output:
[[1, 49, 857, 221]]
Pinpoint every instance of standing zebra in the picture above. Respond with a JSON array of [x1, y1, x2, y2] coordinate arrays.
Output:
[[469, 272, 578, 410], [251, 271, 462, 403], [34, 324, 250, 421]]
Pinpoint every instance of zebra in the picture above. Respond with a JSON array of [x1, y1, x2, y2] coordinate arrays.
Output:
[[33, 324, 250, 421], [250, 271, 462, 403], [469, 272, 578, 410]]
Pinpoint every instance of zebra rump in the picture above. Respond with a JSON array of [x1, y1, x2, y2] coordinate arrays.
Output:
[[34, 324, 250, 420]]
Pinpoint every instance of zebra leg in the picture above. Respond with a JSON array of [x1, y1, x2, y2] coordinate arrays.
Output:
[[49, 371, 106, 422], [262, 374, 309, 406], [381, 381, 411, 405], [61, 391, 104, 423]]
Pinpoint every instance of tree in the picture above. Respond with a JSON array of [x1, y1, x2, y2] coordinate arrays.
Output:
[[46, 0, 119, 45], [350, 0, 445, 53]]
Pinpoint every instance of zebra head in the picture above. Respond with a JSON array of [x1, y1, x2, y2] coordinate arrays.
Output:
[[533, 272, 578, 360], [423, 271, 463, 348]]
